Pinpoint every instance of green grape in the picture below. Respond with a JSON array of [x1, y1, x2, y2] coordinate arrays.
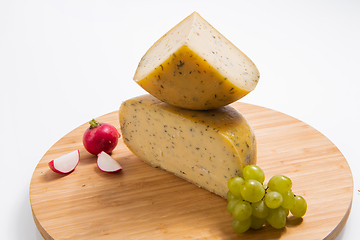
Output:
[[228, 176, 245, 197], [227, 199, 241, 214], [264, 191, 283, 209], [251, 200, 269, 219], [232, 218, 251, 233], [281, 190, 295, 209], [240, 179, 265, 203], [284, 207, 290, 217], [242, 165, 265, 183], [250, 215, 266, 230], [266, 206, 287, 229], [232, 201, 252, 221], [268, 175, 292, 193], [227, 190, 241, 202], [290, 195, 307, 217]]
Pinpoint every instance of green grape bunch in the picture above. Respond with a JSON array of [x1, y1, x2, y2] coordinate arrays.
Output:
[[227, 165, 307, 233]]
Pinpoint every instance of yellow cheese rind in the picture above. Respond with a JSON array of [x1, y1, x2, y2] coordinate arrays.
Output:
[[119, 94, 257, 198], [133, 12, 260, 110]]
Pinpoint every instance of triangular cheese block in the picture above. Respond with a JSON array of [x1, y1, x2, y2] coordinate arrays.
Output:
[[133, 12, 260, 110], [119, 94, 257, 197]]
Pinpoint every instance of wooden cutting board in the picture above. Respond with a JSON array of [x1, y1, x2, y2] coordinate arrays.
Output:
[[30, 102, 353, 240]]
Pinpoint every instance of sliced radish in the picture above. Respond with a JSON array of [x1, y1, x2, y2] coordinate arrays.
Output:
[[97, 151, 122, 173], [48, 150, 80, 174]]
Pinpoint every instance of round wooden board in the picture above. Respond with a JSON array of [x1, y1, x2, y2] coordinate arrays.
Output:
[[30, 102, 353, 240]]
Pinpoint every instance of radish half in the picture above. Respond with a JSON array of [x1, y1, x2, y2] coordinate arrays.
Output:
[[97, 151, 122, 173], [48, 150, 80, 174]]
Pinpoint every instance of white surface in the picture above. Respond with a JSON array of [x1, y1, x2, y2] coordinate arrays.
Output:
[[0, 0, 359, 239]]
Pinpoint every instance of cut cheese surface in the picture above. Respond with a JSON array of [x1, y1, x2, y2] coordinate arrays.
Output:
[[133, 12, 260, 110], [119, 94, 257, 198]]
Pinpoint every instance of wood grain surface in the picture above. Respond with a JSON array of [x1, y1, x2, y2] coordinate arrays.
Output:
[[29, 102, 353, 240]]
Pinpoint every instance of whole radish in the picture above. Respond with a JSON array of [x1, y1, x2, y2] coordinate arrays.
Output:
[[83, 119, 120, 155]]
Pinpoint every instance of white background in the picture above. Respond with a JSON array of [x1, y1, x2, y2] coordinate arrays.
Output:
[[1, 0, 359, 239]]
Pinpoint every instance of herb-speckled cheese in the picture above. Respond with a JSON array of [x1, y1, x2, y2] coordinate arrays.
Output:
[[119, 94, 257, 198], [133, 12, 260, 110]]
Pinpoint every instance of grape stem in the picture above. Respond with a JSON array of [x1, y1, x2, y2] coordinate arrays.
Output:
[[262, 186, 269, 200]]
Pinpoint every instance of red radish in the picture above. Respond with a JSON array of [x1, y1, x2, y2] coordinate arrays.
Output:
[[97, 151, 122, 173], [83, 119, 120, 155], [48, 150, 80, 174]]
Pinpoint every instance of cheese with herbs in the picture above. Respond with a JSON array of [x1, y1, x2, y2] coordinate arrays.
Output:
[[119, 94, 257, 198], [133, 12, 260, 110]]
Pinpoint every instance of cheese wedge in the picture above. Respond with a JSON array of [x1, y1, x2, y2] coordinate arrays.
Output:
[[133, 12, 260, 110], [119, 94, 257, 198]]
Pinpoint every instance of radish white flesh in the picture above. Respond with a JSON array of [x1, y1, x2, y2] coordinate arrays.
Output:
[[97, 151, 122, 173], [48, 150, 80, 174]]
